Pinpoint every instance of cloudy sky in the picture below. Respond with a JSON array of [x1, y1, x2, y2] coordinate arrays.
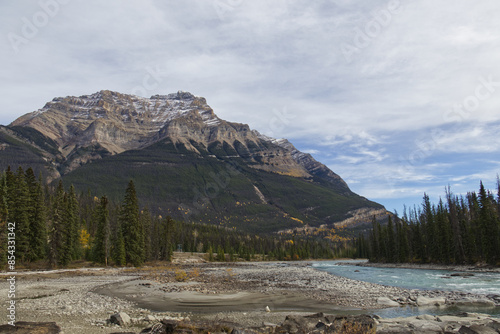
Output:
[[1, 0, 500, 213]]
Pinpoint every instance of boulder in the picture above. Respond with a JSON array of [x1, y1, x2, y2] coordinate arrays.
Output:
[[455, 298, 496, 308], [110, 312, 131, 326], [407, 319, 443, 332], [0, 322, 61, 333], [280, 313, 324, 333], [416, 314, 437, 321], [377, 296, 400, 307], [144, 315, 156, 322], [458, 324, 498, 334], [416, 296, 446, 306], [451, 272, 475, 277], [278, 313, 376, 334]]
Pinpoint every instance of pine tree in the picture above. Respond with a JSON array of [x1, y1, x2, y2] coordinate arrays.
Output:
[[369, 217, 379, 261], [397, 217, 410, 263], [66, 185, 80, 260], [49, 181, 67, 267], [386, 215, 396, 262], [120, 180, 144, 266], [140, 207, 152, 263], [92, 196, 110, 265], [11, 167, 31, 263], [376, 221, 386, 262], [163, 216, 175, 262], [217, 245, 225, 261], [467, 192, 483, 260], [478, 182, 500, 264], [112, 223, 126, 266], [0, 174, 8, 267], [435, 198, 451, 263], [25, 168, 47, 261], [446, 187, 465, 264], [423, 194, 438, 262]]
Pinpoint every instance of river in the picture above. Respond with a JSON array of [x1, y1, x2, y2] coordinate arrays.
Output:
[[312, 260, 500, 318]]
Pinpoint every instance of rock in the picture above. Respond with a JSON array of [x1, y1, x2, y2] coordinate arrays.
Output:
[[455, 298, 496, 308], [377, 296, 400, 307], [265, 305, 271, 312], [416, 314, 437, 321], [451, 272, 475, 277], [416, 296, 446, 306], [458, 324, 498, 334], [437, 315, 473, 324], [279, 313, 329, 333], [0, 322, 61, 333], [488, 319, 500, 331], [262, 322, 277, 328], [110, 312, 131, 326], [407, 319, 443, 332], [161, 319, 179, 334], [144, 314, 156, 322]]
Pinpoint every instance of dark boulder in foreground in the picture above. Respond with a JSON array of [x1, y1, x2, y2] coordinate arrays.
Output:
[[138, 313, 376, 334], [0, 322, 61, 333]]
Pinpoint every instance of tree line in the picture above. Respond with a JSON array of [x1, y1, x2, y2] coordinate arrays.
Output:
[[356, 180, 500, 265], [0, 166, 339, 268]]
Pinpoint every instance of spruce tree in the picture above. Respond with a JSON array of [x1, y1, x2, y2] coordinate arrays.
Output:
[[436, 198, 452, 263], [423, 194, 439, 262], [386, 215, 396, 262], [49, 181, 67, 267], [112, 223, 126, 266], [66, 185, 80, 260], [446, 187, 465, 264], [478, 182, 500, 264], [140, 207, 152, 263], [12, 167, 30, 263], [0, 174, 8, 267], [92, 196, 110, 265], [120, 180, 144, 266], [25, 168, 47, 261]]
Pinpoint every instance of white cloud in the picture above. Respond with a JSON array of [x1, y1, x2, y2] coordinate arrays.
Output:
[[1, 0, 500, 213]]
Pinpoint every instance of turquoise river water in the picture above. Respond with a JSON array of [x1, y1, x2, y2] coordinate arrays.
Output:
[[311, 260, 500, 318]]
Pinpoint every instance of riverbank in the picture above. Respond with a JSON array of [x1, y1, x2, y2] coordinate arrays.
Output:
[[348, 260, 500, 273], [1, 261, 499, 333]]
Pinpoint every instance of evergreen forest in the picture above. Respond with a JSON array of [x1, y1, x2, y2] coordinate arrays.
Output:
[[0, 166, 343, 269], [356, 180, 500, 266]]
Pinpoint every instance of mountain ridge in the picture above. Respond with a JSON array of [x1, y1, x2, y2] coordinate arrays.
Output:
[[1, 90, 385, 232]]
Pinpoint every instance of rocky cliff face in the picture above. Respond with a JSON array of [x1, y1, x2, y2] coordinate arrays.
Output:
[[10, 90, 347, 189], [4, 90, 384, 231]]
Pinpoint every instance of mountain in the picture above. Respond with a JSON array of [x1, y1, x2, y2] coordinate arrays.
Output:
[[1, 90, 386, 233]]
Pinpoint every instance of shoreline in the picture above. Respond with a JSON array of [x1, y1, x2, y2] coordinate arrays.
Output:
[[341, 260, 500, 273], [1, 261, 499, 333]]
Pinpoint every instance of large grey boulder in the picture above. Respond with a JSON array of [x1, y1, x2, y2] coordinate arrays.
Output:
[[377, 296, 400, 307], [110, 312, 131, 326], [455, 298, 495, 308], [458, 324, 498, 334], [416, 295, 446, 306]]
